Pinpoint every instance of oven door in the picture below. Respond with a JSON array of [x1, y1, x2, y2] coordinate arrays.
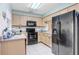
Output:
[[28, 32, 37, 41]]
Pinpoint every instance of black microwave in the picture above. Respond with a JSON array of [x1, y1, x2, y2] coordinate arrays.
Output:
[[27, 21, 36, 27]]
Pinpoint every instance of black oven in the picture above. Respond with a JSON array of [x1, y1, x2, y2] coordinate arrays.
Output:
[[26, 21, 38, 45], [26, 28, 35, 32], [28, 32, 38, 45]]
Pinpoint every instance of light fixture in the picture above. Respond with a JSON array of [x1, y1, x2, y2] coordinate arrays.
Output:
[[31, 3, 41, 9]]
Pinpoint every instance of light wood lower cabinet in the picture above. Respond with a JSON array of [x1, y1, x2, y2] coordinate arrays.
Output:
[[38, 33, 43, 42], [0, 39, 26, 55], [38, 33, 52, 47], [42, 33, 50, 46]]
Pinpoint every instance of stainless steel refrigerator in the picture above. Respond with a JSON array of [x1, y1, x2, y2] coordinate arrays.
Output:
[[52, 10, 79, 55]]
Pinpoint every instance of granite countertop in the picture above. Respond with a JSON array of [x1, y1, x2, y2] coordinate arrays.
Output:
[[0, 34, 27, 42]]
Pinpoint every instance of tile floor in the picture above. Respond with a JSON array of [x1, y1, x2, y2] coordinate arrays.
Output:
[[27, 43, 54, 55]]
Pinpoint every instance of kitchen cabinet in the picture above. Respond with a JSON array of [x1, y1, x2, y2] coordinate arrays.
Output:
[[41, 17, 52, 47], [37, 19, 44, 26], [12, 15, 27, 26], [42, 33, 50, 47], [28, 16, 40, 21], [28, 16, 36, 21], [38, 32, 43, 42], [20, 16, 27, 26], [48, 20, 52, 34], [42, 17, 49, 27], [12, 15, 42, 26], [38, 32, 52, 47], [0, 39, 26, 55], [12, 15, 21, 26], [28, 16, 43, 26]]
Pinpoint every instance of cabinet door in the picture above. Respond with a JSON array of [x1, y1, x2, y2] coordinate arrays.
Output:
[[43, 34, 49, 45], [37, 19, 43, 26], [42, 18, 47, 26], [20, 16, 27, 26], [41, 33, 51, 47], [1, 39, 25, 55], [12, 15, 21, 26], [38, 33, 43, 42]]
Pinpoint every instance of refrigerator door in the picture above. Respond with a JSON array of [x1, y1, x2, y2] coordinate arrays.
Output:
[[59, 11, 75, 55], [52, 16, 59, 55], [77, 14, 79, 55]]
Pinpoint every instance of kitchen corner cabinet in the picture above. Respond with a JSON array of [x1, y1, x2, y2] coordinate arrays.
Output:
[[37, 19, 44, 26], [42, 33, 50, 47], [38, 32, 51, 47]]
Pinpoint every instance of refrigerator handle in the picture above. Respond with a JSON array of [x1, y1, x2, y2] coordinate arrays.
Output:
[[58, 21, 61, 39]]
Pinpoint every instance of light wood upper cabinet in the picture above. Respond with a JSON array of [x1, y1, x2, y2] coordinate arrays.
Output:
[[12, 15, 28, 26], [28, 16, 38, 21], [12, 14, 43, 26], [28, 16, 43, 26], [28, 16, 34, 20], [20, 16, 27, 26], [12, 15, 21, 26], [37, 19, 44, 26]]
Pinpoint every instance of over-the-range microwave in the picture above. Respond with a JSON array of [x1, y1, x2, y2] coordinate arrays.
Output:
[[27, 21, 36, 27]]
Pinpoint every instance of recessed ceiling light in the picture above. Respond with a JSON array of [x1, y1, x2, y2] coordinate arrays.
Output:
[[31, 3, 41, 9]]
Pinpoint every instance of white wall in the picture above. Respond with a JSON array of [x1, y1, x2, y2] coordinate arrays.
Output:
[[0, 3, 12, 36]]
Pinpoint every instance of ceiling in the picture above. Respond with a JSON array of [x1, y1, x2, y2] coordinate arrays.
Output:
[[11, 3, 75, 17]]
